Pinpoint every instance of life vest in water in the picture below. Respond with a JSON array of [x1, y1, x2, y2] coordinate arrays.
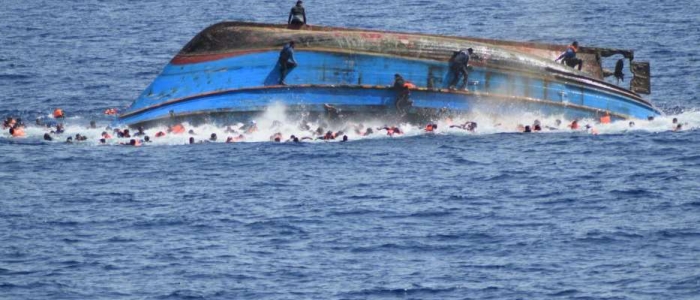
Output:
[[53, 109, 64, 119], [155, 131, 166, 137], [104, 108, 118, 115], [425, 124, 434, 132], [10, 127, 25, 137], [600, 114, 611, 124], [170, 124, 185, 134], [403, 82, 416, 89]]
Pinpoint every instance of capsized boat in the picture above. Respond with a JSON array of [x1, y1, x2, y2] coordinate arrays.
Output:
[[118, 22, 660, 127]]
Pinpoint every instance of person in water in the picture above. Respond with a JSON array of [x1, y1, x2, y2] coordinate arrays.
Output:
[[569, 120, 579, 130], [393, 74, 413, 114], [134, 126, 145, 137], [278, 41, 297, 85], [288, 0, 307, 26], [555, 41, 583, 71], [450, 121, 477, 132], [448, 48, 473, 90]]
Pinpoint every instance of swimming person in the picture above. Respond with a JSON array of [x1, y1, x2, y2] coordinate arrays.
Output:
[[450, 121, 477, 132], [288, 1, 307, 26], [278, 41, 297, 85], [555, 41, 583, 71]]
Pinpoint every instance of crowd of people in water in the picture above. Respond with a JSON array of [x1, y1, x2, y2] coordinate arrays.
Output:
[[2, 107, 691, 147]]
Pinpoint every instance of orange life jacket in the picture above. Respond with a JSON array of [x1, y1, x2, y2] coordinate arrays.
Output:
[[170, 124, 185, 134], [155, 131, 166, 137], [403, 82, 416, 89], [570, 121, 579, 130], [600, 115, 611, 124], [425, 124, 434, 132], [102, 133, 112, 139], [104, 108, 118, 115], [11, 128, 25, 137], [53, 109, 64, 118]]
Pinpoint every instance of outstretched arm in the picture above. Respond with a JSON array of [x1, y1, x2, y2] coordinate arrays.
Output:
[[555, 52, 566, 61], [288, 11, 292, 24]]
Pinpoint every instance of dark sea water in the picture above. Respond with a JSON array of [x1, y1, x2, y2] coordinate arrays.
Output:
[[1, 1, 700, 299]]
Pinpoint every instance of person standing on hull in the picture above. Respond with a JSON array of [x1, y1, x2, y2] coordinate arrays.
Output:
[[288, 1, 307, 27], [448, 48, 473, 90], [278, 41, 297, 85], [393, 74, 414, 115], [555, 41, 583, 71]]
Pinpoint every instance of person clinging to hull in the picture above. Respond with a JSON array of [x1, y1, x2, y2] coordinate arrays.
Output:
[[393, 74, 413, 115], [448, 48, 473, 90], [555, 41, 583, 71], [288, 0, 307, 27], [278, 41, 297, 85]]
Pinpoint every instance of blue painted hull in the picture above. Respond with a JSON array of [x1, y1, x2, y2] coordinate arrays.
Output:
[[119, 24, 661, 126]]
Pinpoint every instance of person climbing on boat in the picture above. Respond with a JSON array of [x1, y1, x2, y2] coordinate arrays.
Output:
[[448, 48, 473, 90], [278, 41, 297, 85], [555, 41, 583, 71], [393, 74, 413, 114], [288, 1, 307, 26]]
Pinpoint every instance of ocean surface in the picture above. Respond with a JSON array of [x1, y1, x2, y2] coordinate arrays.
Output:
[[1, 0, 700, 299]]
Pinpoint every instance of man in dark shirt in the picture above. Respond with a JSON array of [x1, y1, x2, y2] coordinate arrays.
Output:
[[448, 48, 473, 90], [288, 1, 307, 26], [278, 41, 297, 85], [392, 74, 412, 114]]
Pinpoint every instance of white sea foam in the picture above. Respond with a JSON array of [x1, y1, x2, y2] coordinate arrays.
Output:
[[2, 107, 699, 146]]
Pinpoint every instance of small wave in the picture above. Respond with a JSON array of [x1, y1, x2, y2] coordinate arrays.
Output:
[[547, 289, 580, 296], [610, 188, 660, 198], [0, 74, 31, 80], [156, 290, 206, 300], [656, 229, 700, 239], [328, 208, 383, 216], [341, 286, 458, 297], [408, 210, 453, 218]]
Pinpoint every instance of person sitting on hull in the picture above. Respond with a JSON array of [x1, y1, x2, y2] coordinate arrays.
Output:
[[288, 1, 307, 27], [393, 74, 414, 115], [278, 41, 297, 85], [448, 48, 473, 90], [555, 41, 583, 71]]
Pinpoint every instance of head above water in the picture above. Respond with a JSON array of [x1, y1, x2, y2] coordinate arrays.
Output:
[[467, 48, 473, 54], [572, 41, 579, 47], [296, 0, 303, 5]]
